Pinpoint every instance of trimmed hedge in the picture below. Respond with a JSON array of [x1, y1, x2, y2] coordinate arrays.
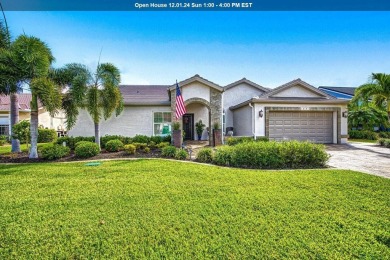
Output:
[[213, 141, 329, 169], [161, 146, 177, 158], [100, 135, 132, 148], [105, 139, 124, 152], [378, 132, 390, 139], [57, 136, 95, 150], [38, 129, 57, 143], [124, 144, 136, 155], [196, 148, 213, 163], [349, 130, 378, 140], [74, 141, 100, 158], [175, 149, 188, 160], [40, 144, 70, 160], [378, 138, 390, 148], [226, 136, 269, 146]]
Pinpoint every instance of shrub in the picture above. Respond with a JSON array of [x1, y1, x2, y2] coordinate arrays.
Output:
[[133, 142, 147, 150], [74, 141, 100, 158], [161, 146, 177, 158], [226, 136, 269, 146], [384, 139, 390, 148], [57, 136, 95, 150], [144, 147, 151, 153], [378, 132, 390, 139], [124, 144, 136, 155], [162, 135, 171, 143], [157, 142, 170, 149], [40, 144, 70, 160], [213, 141, 329, 169], [150, 136, 162, 144], [378, 138, 386, 146], [132, 135, 150, 144], [38, 128, 57, 143], [196, 148, 213, 163], [349, 130, 378, 140], [105, 139, 124, 152], [175, 149, 188, 160], [12, 120, 30, 144], [0, 135, 7, 146], [148, 141, 156, 149], [100, 135, 127, 148]]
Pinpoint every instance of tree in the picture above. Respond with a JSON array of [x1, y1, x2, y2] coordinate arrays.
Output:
[[55, 63, 123, 148], [353, 73, 390, 123], [6, 35, 61, 158]]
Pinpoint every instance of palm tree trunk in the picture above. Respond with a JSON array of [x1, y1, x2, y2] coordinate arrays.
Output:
[[29, 93, 39, 159], [94, 122, 101, 149], [10, 93, 21, 152]]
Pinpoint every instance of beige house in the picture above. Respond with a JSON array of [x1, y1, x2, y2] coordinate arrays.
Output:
[[69, 75, 349, 144], [0, 94, 67, 137]]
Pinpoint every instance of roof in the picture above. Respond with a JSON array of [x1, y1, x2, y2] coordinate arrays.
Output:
[[0, 93, 42, 111], [318, 86, 356, 96], [224, 78, 270, 92], [168, 74, 224, 92], [119, 85, 171, 105]]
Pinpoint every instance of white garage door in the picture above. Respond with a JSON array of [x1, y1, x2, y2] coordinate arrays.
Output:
[[269, 111, 333, 143]]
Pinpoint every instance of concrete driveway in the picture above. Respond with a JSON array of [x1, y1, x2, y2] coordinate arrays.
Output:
[[326, 142, 390, 178]]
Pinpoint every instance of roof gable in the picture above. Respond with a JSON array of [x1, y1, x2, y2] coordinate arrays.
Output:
[[224, 78, 269, 92], [168, 74, 223, 92], [259, 79, 334, 100]]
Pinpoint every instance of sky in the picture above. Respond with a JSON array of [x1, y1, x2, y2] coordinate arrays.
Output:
[[4, 11, 390, 88]]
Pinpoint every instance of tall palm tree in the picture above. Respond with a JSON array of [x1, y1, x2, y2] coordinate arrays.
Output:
[[353, 73, 390, 123], [8, 35, 61, 158], [0, 19, 21, 152], [55, 63, 123, 148]]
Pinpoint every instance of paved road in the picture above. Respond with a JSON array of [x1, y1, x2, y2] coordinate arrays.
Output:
[[326, 142, 390, 178]]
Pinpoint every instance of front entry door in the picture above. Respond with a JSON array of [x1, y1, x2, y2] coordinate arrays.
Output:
[[182, 114, 194, 140]]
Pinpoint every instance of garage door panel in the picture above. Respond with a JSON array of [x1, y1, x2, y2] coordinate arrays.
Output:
[[269, 111, 333, 143]]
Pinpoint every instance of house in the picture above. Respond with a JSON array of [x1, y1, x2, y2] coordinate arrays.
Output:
[[68, 75, 349, 144], [0, 94, 67, 137], [318, 86, 356, 100]]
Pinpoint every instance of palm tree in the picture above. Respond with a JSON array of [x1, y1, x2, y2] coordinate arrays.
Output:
[[0, 18, 21, 153], [8, 35, 61, 158], [353, 73, 390, 123], [55, 62, 123, 148]]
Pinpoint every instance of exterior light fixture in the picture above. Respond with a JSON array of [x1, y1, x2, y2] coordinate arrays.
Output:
[[259, 110, 263, 118], [342, 111, 348, 118]]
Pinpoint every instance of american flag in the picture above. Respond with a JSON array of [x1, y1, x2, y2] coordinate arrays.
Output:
[[175, 82, 186, 119]]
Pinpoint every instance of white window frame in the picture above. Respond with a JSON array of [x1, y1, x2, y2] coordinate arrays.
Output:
[[153, 111, 172, 136]]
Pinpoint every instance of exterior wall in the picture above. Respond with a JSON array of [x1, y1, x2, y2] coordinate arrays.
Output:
[[253, 103, 348, 144], [181, 82, 210, 102], [273, 85, 320, 98], [186, 103, 209, 140], [232, 105, 252, 136], [68, 106, 171, 137], [223, 83, 266, 132]]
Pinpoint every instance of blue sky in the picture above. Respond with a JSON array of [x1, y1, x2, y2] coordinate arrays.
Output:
[[5, 11, 390, 88]]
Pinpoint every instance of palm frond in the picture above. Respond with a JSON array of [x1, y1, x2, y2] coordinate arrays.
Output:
[[30, 77, 62, 117], [97, 63, 121, 87]]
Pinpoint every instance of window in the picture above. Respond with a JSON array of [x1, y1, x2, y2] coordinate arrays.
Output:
[[153, 112, 172, 136], [0, 125, 9, 136]]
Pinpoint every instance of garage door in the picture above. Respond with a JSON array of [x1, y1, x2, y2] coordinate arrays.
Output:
[[269, 111, 333, 143]]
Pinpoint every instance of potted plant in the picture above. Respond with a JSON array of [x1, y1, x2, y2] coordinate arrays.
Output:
[[212, 121, 222, 146], [195, 120, 206, 141], [172, 121, 182, 148]]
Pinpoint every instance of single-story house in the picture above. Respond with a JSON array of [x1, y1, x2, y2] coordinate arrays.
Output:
[[318, 86, 356, 100], [69, 75, 349, 144], [0, 94, 66, 137]]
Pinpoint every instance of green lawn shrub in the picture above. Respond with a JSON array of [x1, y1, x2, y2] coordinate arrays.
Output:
[[124, 144, 136, 155], [378, 132, 390, 139], [214, 141, 329, 169], [161, 146, 177, 158], [132, 142, 147, 150], [57, 136, 95, 150], [384, 139, 390, 148], [74, 141, 100, 158], [100, 135, 132, 148], [132, 135, 150, 144], [196, 147, 213, 163], [40, 144, 70, 160], [378, 138, 386, 146], [349, 130, 378, 140], [162, 135, 171, 143], [226, 136, 269, 146], [105, 139, 124, 152], [150, 136, 162, 144], [148, 141, 156, 149], [37, 128, 57, 143], [144, 147, 151, 153], [0, 135, 7, 146], [175, 148, 188, 160], [157, 142, 170, 149]]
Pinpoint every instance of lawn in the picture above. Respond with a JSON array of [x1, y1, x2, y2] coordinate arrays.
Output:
[[0, 143, 51, 155], [348, 139, 378, 144], [0, 160, 389, 259]]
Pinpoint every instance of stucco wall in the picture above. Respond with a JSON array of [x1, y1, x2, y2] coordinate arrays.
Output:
[[223, 83, 265, 131], [232, 105, 252, 136], [68, 106, 171, 137], [181, 82, 210, 102], [186, 103, 209, 140]]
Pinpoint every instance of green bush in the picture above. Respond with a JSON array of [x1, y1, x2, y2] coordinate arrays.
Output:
[[0, 135, 7, 146], [144, 147, 151, 153], [148, 141, 156, 149], [161, 146, 177, 158], [74, 141, 100, 158], [196, 148, 213, 163], [132, 135, 150, 144], [349, 130, 378, 140], [213, 141, 329, 169], [157, 142, 170, 149], [150, 136, 162, 144], [57, 136, 95, 150], [175, 149, 188, 160], [100, 135, 129, 148], [384, 139, 390, 148], [124, 144, 136, 155], [12, 120, 30, 144], [226, 136, 269, 146], [105, 139, 124, 152], [40, 144, 70, 160], [38, 128, 57, 143], [378, 132, 390, 139], [162, 135, 171, 143], [378, 138, 386, 146], [132, 142, 148, 150]]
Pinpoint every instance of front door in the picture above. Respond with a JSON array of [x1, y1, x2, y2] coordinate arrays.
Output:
[[182, 114, 194, 140]]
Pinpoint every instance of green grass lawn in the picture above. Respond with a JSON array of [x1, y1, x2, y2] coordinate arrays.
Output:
[[348, 139, 378, 144], [0, 143, 51, 155], [0, 160, 389, 258]]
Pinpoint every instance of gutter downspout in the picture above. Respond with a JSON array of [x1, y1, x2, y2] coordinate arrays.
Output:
[[249, 103, 256, 140]]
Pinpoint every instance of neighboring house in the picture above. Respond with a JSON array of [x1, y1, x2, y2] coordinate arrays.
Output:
[[318, 86, 356, 100], [0, 94, 67, 137], [69, 75, 349, 144]]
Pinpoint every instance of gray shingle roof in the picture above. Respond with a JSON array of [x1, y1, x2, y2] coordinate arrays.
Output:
[[119, 85, 170, 105], [318, 86, 356, 96]]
